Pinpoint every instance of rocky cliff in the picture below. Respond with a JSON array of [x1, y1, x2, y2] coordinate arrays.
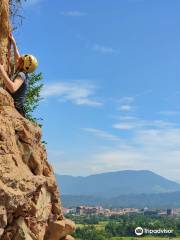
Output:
[[0, 88, 75, 240]]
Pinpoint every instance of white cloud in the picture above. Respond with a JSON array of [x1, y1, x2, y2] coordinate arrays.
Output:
[[110, 119, 180, 180], [50, 116, 180, 181], [53, 126, 180, 181], [45, 88, 180, 181], [113, 118, 177, 131], [89, 140, 180, 181], [117, 97, 135, 112], [50, 159, 92, 176], [136, 128, 180, 148], [41, 81, 103, 107], [118, 105, 133, 112], [113, 123, 134, 130], [89, 147, 145, 174], [60, 11, 87, 17], [114, 116, 137, 121], [48, 149, 64, 158], [114, 116, 138, 121], [159, 111, 180, 116], [93, 44, 118, 55], [83, 128, 120, 141]]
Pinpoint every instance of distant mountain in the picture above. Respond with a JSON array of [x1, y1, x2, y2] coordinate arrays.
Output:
[[56, 170, 180, 197], [61, 191, 180, 208]]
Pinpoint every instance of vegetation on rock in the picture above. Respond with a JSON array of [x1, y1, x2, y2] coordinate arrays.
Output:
[[24, 72, 44, 124]]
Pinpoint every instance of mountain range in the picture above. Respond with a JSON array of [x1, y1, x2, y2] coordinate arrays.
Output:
[[61, 191, 180, 208], [56, 170, 180, 196], [56, 170, 180, 208]]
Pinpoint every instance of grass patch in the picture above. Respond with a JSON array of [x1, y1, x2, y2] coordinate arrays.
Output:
[[110, 238, 180, 240]]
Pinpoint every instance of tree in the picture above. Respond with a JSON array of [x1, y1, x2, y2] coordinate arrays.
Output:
[[24, 72, 44, 125], [74, 226, 107, 240]]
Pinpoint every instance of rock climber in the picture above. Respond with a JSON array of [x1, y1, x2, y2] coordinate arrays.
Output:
[[0, 34, 38, 116]]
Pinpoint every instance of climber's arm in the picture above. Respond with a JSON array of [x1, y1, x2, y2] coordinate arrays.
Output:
[[9, 35, 21, 67], [0, 64, 23, 93]]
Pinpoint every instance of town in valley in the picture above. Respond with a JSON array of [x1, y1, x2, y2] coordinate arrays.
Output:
[[63, 206, 180, 217]]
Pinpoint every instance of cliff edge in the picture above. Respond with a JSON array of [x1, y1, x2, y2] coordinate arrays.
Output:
[[0, 88, 75, 240]]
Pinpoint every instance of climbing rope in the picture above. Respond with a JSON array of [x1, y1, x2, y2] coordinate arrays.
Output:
[[7, 35, 12, 77]]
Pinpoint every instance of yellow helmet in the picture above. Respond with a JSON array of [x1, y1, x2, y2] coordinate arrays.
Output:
[[22, 54, 38, 73]]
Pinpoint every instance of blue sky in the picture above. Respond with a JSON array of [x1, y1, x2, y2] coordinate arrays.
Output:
[[16, 0, 180, 181]]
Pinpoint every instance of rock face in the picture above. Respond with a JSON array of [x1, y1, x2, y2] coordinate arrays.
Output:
[[0, 88, 75, 239]]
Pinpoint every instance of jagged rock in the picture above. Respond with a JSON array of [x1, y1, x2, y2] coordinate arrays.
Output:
[[0, 88, 75, 239], [0, 206, 7, 237], [63, 236, 75, 240], [45, 219, 76, 240]]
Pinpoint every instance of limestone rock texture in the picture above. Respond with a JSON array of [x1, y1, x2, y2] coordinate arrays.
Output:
[[0, 88, 75, 240]]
